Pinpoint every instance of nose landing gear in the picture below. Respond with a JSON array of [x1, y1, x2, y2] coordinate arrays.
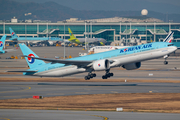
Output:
[[164, 55, 169, 65]]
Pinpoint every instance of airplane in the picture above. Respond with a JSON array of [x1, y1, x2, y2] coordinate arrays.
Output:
[[9, 27, 64, 46], [0, 35, 15, 54], [68, 28, 106, 45], [8, 32, 177, 80], [89, 31, 175, 54], [88, 46, 128, 54]]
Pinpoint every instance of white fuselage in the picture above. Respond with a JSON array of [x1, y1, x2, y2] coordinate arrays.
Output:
[[89, 46, 128, 53], [33, 45, 176, 77]]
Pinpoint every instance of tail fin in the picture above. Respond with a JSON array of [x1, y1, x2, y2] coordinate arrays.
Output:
[[0, 35, 6, 53], [68, 28, 76, 39], [68, 28, 80, 44], [163, 31, 174, 43], [19, 43, 46, 69], [9, 27, 18, 39]]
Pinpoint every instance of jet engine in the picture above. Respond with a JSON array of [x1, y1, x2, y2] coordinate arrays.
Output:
[[93, 59, 110, 71], [122, 62, 141, 70]]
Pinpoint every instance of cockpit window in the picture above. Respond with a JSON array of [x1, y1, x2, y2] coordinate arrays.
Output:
[[168, 44, 174, 46]]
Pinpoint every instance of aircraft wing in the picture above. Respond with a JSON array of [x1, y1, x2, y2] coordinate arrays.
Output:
[[22, 55, 93, 66]]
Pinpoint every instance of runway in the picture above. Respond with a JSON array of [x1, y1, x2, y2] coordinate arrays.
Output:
[[1, 82, 180, 99], [0, 46, 180, 119], [1, 57, 180, 80], [0, 109, 180, 120]]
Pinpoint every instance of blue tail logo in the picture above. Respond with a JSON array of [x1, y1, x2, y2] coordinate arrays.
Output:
[[11, 32, 15, 37], [28, 54, 35, 64], [9, 27, 18, 39]]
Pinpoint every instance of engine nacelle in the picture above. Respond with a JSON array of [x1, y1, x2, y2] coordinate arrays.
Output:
[[122, 62, 141, 70], [93, 59, 110, 71], [48, 41, 54, 46]]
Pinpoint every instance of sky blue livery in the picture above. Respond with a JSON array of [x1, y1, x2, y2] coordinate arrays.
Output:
[[0, 35, 6, 54], [9, 27, 63, 45]]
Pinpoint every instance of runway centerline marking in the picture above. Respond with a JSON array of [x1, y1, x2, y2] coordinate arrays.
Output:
[[0, 85, 31, 93], [0, 118, 10, 120], [91, 115, 109, 120]]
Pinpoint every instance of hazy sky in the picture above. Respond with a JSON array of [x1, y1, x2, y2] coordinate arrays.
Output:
[[13, 0, 180, 6], [13, 0, 180, 14]]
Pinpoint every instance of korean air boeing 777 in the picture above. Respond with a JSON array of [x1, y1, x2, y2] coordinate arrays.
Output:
[[9, 32, 177, 80], [9, 27, 63, 46]]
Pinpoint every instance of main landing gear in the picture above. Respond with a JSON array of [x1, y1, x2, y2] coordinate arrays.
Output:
[[84, 73, 96, 80], [102, 69, 113, 79]]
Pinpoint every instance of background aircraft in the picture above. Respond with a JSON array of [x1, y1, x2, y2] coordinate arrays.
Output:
[[88, 31, 175, 54], [8, 38, 177, 80], [68, 28, 106, 46], [88, 46, 128, 54], [9, 27, 64, 46], [0, 35, 15, 54]]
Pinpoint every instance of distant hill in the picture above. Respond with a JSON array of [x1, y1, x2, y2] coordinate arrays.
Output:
[[0, 0, 180, 22]]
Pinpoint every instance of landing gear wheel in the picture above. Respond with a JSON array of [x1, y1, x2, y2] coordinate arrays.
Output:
[[102, 75, 107, 79], [90, 74, 94, 78], [84, 76, 90, 80], [110, 73, 114, 76], [107, 73, 111, 78], [84, 73, 96, 80], [164, 61, 168, 65], [93, 73, 96, 77]]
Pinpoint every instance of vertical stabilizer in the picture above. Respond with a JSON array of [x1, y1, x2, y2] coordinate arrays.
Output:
[[68, 28, 76, 39], [68, 28, 81, 44], [0, 35, 6, 53], [9, 27, 18, 39], [19, 43, 46, 69], [163, 31, 174, 43]]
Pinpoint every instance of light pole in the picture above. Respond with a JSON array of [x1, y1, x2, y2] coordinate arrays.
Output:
[[3, 21, 5, 35], [154, 21, 156, 42], [85, 21, 86, 49], [84, 21, 90, 49], [37, 23, 39, 34], [119, 21, 121, 40], [130, 21, 131, 39], [46, 23, 48, 37], [146, 21, 147, 43], [63, 20, 66, 59], [87, 21, 90, 50], [169, 20, 173, 32], [125, 21, 128, 45], [90, 21, 92, 38], [25, 22, 27, 40]]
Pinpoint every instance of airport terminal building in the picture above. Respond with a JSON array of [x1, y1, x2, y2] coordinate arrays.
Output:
[[0, 17, 180, 46]]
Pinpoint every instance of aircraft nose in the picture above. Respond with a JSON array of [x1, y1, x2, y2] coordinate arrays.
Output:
[[170, 46, 177, 53], [173, 46, 178, 51]]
